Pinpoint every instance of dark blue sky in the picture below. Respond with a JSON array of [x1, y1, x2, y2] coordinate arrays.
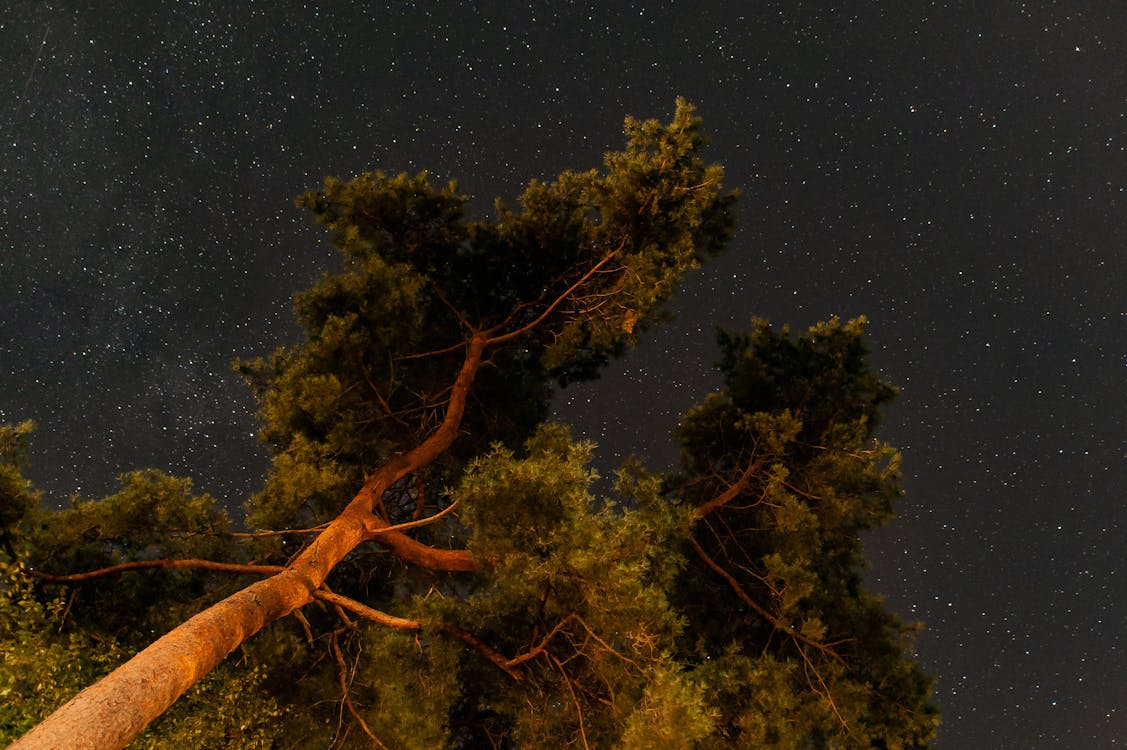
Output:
[[3, 3, 1125, 747]]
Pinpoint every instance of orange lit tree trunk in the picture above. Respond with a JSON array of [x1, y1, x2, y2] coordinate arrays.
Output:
[[10, 334, 487, 750]]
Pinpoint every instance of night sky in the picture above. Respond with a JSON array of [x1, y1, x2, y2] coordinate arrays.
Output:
[[3, 3, 1125, 747]]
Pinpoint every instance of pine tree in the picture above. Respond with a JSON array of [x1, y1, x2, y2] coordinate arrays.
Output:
[[4, 101, 935, 749]]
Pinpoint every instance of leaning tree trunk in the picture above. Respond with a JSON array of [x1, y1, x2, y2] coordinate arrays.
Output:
[[11, 335, 487, 750], [12, 563, 337, 749]]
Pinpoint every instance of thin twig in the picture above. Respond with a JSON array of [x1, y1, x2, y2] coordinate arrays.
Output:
[[365, 500, 459, 537], [331, 630, 390, 749], [438, 624, 523, 681], [687, 536, 844, 665], [486, 237, 628, 345], [169, 524, 328, 538], [799, 644, 852, 734], [292, 608, 315, 645], [551, 654, 590, 750], [509, 614, 575, 668], [357, 352, 409, 428], [571, 614, 644, 674], [428, 281, 475, 331], [57, 589, 78, 634], [26, 559, 285, 583], [396, 339, 468, 361]]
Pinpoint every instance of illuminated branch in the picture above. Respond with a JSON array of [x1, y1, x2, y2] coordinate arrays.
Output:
[[780, 478, 825, 502], [692, 453, 766, 518], [313, 590, 422, 632], [311, 589, 521, 681], [352, 332, 488, 571], [26, 559, 285, 583], [487, 238, 628, 346], [364, 500, 459, 537], [315, 592, 588, 683], [173, 525, 328, 539], [438, 624, 523, 681], [798, 643, 852, 734], [292, 608, 315, 645], [506, 614, 577, 669], [570, 614, 644, 674], [395, 339, 467, 361]]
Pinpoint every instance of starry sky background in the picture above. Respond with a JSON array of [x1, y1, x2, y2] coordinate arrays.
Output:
[[2, 3, 1124, 747]]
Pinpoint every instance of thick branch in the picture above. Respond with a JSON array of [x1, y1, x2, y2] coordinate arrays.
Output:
[[361, 512, 481, 571], [692, 454, 765, 519], [354, 336, 489, 572], [313, 590, 422, 632]]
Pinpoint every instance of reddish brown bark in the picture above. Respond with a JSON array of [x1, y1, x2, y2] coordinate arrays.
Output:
[[691, 453, 765, 519]]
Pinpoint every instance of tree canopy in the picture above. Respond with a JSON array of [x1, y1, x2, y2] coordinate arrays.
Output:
[[2, 100, 936, 749]]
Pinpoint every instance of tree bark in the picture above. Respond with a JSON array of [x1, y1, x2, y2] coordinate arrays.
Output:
[[11, 334, 488, 750], [10, 568, 318, 750]]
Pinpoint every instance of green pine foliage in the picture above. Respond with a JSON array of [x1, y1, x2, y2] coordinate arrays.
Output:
[[1, 102, 936, 748], [0, 562, 123, 741], [0, 436, 281, 748], [671, 317, 938, 747], [0, 563, 282, 748], [16, 470, 240, 636], [0, 422, 39, 559]]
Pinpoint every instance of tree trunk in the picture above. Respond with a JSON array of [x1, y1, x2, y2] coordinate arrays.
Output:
[[10, 569, 314, 749], [11, 334, 488, 750]]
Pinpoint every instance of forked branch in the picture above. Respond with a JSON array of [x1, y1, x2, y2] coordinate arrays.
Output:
[[692, 453, 766, 519], [487, 237, 628, 346], [311, 589, 521, 681]]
